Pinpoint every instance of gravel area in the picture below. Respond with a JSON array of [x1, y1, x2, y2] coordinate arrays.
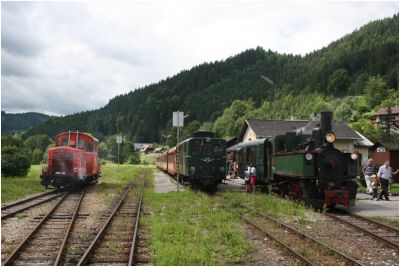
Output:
[[285, 215, 399, 266], [1, 197, 62, 263], [240, 222, 304, 265]]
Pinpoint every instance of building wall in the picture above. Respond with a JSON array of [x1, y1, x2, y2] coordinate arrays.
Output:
[[334, 140, 369, 164], [243, 127, 257, 142]]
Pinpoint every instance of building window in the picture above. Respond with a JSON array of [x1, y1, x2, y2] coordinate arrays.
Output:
[[377, 147, 385, 153]]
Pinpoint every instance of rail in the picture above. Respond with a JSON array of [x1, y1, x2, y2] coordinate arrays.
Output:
[[326, 212, 399, 250]]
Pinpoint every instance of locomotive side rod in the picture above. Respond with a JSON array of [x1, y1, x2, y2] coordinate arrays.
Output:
[[77, 184, 133, 266], [54, 191, 86, 266], [326, 213, 399, 250], [128, 178, 146, 266], [2, 193, 69, 266], [1, 192, 63, 220], [246, 206, 363, 266]]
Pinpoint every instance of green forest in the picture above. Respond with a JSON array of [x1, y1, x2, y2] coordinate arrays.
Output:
[[2, 14, 399, 173]]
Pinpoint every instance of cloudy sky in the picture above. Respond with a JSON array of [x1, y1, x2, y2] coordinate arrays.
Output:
[[1, 1, 398, 116]]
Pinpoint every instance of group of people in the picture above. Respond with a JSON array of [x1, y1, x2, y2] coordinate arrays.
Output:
[[228, 160, 256, 193], [363, 159, 398, 201]]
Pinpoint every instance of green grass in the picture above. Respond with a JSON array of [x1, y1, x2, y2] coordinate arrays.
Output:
[[142, 170, 249, 265], [367, 216, 399, 228], [217, 190, 322, 223], [1, 165, 47, 203], [390, 183, 398, 194]]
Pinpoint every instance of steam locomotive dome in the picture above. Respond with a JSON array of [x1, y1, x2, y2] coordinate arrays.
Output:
[[316, 148, 346, 180]]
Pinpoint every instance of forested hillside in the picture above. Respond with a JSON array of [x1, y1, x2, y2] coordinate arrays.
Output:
[[23, 14, 398, 144], [2, 111, 51, 134]]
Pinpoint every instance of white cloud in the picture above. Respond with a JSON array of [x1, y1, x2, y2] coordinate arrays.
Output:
[[1, 1, 398, 115]]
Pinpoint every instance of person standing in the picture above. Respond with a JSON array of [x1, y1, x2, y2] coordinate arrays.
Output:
[[370, 174, 379, 200], [233, 161, 239, 179], [363, 159, 375, 194], [250, 164, 256, 193], [377, 161, 399, 201], [244, 165, 251, 193]]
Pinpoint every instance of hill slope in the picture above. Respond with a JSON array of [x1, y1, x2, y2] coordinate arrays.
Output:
[[24, 14, 399, 142], [2, 111, 52, 134]]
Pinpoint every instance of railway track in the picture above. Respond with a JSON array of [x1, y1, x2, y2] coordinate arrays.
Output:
[[243, 207, 362, 266], [2, 192, 84, 265], [326, 211, 399, 250], [1, 190, 62, 220], [77, 178, 146, 266]]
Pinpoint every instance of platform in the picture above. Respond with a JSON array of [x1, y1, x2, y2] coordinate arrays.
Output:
[[153, 171, 183, 193], [349, 192, 399, 219]]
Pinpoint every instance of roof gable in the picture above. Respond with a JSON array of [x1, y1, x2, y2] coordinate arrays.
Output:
[[239, 119, 361, 141]]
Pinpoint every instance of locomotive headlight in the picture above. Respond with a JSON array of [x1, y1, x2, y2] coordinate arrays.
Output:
[[305, 153, 313, 161], [351, 153, 358, 160], [73, 168, 79, 173], [190, 166, 196, 173], [220, 166, 225, 173], [325, 132, 336, 143]]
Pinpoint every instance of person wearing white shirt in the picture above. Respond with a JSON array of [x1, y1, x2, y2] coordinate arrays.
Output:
[[377, 161, 399, 201]]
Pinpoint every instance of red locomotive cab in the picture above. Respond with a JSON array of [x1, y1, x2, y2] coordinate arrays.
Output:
[[41, 131, 100, 189]]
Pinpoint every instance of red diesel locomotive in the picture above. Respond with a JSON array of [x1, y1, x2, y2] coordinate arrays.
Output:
[[40, 131, 101, 189]]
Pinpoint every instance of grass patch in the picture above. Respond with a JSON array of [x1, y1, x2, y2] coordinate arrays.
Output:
[[390, 183, 398, 194], [143, 170, 249, 265], [367, 216, 399, 228], [1, 165, 46, 203], [217, 190, 322, 224], [98, 163, 153, 203]]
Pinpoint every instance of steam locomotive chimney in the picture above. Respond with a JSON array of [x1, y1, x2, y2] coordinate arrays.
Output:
[[320, 110, 332, 137]]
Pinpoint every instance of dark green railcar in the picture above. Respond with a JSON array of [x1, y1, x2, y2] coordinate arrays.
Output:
[[177, 131, 226, 189], [230, 111, 360, 208]]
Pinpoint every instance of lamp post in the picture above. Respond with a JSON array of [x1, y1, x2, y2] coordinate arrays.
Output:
[[261, 75, 276, 138]]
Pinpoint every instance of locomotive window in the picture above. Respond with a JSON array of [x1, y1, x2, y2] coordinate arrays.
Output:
[[202, 143, 213, 156], [213, 144, 224, 155], [87, 142, 94, 152], [191, 141, 201, 155], [78, 138, 85, 149], [61, 138, 68, 146]]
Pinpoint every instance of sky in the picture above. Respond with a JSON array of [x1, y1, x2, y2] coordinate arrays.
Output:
[[1, 1, 398, 116]]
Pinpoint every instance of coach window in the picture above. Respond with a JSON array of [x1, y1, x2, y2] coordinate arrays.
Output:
[[87, 142, 94, 152]]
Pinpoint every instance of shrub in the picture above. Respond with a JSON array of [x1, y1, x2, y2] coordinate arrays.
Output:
[[1, 146, 32, 177]]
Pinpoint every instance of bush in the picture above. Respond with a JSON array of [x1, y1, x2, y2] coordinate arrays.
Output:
[[127, 153, 141, 164], [1, 146, 32, 177]]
